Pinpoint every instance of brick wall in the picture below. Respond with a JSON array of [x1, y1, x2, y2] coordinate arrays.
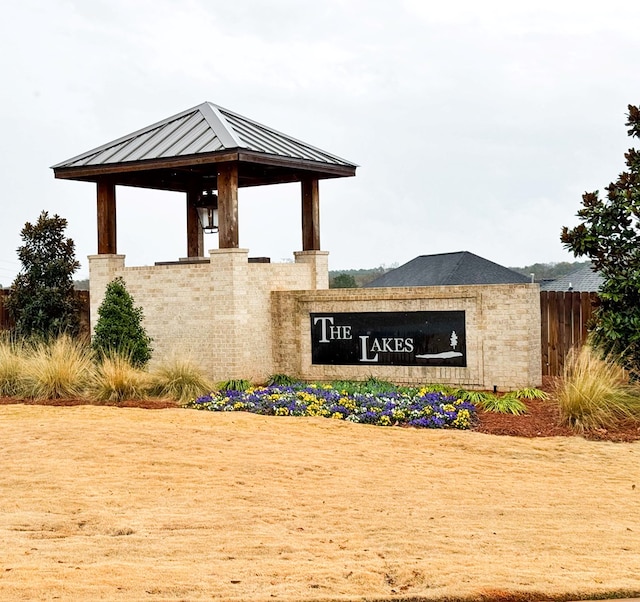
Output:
[[88, 250, 328, 382], [88, 252, 541, 390], [272, 284, 541, 390]]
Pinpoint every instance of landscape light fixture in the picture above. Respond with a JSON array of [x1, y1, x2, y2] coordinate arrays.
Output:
[[196, 191, 219, 233]]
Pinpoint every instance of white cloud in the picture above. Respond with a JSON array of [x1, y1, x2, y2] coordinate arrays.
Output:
[[1, 0, 639, 285]]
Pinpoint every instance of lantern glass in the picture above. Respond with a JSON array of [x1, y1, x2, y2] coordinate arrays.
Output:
[[196, 193, 218, 233]]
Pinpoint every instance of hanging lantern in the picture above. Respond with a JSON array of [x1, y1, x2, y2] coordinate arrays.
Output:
[[195, 191, 218, 233]]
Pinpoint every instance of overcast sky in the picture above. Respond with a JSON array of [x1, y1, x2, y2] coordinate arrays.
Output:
[[1, 0, 639, 284]]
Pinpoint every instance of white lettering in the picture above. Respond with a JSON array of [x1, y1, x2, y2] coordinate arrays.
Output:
[[359, 336, 379, 362], [314, 316, 334, 343]]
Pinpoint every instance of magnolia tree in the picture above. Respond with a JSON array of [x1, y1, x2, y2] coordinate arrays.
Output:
[[561, 104, 640, 371], [5, 211, 80, 338]]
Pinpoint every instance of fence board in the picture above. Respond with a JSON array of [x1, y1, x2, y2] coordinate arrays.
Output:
[[540, 290, 598, 377]]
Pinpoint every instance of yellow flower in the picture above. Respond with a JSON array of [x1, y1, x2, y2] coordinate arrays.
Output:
[[452, 409, 471, 428]]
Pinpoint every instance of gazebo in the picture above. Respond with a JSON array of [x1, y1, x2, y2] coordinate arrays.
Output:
[[52, 101, 357, 258], [50, 103, 357, 381]]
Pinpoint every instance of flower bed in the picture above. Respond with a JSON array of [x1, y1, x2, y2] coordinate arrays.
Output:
[[186, 383, 476, 429]]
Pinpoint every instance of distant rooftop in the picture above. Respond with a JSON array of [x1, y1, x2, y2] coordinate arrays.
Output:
[[363, 251, 531, 288], [540, 264, 603, 292]]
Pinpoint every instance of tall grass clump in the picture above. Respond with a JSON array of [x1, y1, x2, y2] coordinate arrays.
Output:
[[149, 358, 212, 404], [555, 345, 640, 432], [23, 335, 96, 399], [0, 335, 27, 397], [92, 353, 149, 402]]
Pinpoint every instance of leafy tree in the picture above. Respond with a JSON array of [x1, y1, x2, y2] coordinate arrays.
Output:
[[330, 273, 358, 288], [5, 211, 80, 338], [561, 104, 640, 371], [92, 277, 153, 368]]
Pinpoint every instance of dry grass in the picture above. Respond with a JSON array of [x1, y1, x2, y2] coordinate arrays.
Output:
[[149, 356, 213, 404], [21, 335, 95, 399], [0, 335, 26, 396], [555, 346, 640, 432], [91, 353, 150, 402], [1, 405, 639, 601]]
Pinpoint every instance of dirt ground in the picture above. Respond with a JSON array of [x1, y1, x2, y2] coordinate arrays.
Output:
[[1, 399, 640, 601]]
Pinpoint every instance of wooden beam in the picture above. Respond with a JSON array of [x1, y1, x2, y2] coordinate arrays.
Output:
[[218, 163, 239, 248], [186, 189, 204, 257], [53, 150, 356, 182], [302, 177, 320, 251], [53, 151, 241, 180], [97, 180, 116, 254]]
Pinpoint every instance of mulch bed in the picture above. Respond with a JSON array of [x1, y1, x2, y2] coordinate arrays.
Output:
[[474, 396, 640, 442], [2, 394, 640, 442]]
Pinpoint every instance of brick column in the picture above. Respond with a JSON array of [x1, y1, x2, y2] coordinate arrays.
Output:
[[294, 251, 329, 290]]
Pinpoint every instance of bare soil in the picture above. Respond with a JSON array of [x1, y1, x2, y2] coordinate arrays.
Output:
[[1, 396, 640, 601]]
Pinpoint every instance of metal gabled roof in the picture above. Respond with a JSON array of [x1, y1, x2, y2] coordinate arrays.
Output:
[[52, 102, 357, 170]]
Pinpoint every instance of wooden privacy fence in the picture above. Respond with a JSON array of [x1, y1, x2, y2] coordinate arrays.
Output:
[[0, 290, 91, 336], [540, 290, 598, 377]]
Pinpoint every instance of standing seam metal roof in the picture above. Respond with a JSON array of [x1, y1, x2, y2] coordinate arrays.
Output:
[[51, 102, 357, 170]]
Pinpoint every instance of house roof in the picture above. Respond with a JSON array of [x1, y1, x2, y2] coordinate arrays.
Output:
[[363, 251, 531, 288], [539, 264, 604, 292], [51, 102, 357, 190]]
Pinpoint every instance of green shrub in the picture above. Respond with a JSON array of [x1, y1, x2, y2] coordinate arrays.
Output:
[[454, 389, 495, 404], [555, 345, 640, 432], [217, 378, 252, 392], [266, 373, 300, 387], [329, 377, 397, 396], [149, 358, 212, 404], [92, 277, 152, 368], [512, 387, 548, 400], [477, 393, 528, 416]]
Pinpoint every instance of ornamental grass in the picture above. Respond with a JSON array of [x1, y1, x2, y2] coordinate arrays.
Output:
[[554, 345, 640, 432], [91, 353, 149, 402], [22, 335, 96, 400], [187, 383, 476, 429], [0, 335, 27, 397], [149, 357, 213, 404]]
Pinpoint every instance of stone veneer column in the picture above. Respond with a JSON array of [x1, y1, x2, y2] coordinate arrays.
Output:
[[293, 251, 329, 290], [88, 254, 126, 332]]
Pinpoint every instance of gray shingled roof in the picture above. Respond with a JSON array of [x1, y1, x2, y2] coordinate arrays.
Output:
[[363, 251, 531, 288], [52, 102, 356, 170], [539, 264, 604, 292]]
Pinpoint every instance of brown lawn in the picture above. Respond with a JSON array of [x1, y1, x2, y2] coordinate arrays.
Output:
[[1, 404, 640, 601]]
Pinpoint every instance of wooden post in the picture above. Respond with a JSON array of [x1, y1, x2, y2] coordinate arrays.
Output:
[[97, 179, 116, 254], [218, 163, 239, 248], [302, 177, 320, 251], [186, 189, 204, 257]]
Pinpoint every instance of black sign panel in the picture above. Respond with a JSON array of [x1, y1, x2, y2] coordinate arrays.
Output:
[[310, 311, 466, 366]]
